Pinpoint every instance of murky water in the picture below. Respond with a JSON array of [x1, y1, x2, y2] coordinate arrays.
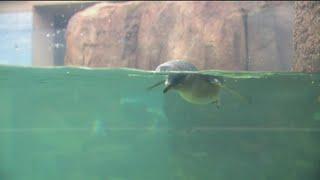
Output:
[[0, 65, 319, 180]]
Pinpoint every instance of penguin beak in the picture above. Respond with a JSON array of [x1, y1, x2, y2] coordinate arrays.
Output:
[[163, 83, 174, 93], [147, 80, 165, 91]]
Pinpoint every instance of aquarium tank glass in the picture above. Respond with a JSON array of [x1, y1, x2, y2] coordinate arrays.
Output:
[[0, 1, 319, 180]]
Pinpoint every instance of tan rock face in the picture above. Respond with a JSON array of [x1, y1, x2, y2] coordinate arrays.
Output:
[[293, 1, 320, 73], [65, 1, 293, 71]]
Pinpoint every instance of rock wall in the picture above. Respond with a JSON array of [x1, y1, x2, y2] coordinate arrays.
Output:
[[64, 1, 293, 71], [293, 1, 320, 73]]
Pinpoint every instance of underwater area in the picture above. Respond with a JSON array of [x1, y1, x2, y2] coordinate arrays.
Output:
[[0, 65, 320, 180]]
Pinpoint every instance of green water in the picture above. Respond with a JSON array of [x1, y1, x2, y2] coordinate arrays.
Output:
[[0, 65, 320, 180]]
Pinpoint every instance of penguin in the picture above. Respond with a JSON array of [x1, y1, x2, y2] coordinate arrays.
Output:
[[148, 59, 250, 108]]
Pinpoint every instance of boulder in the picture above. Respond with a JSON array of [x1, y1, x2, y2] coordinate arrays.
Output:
[[65, 1, 293, 71]]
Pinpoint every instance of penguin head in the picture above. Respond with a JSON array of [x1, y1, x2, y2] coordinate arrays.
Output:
[[163, 73, 187, 93]]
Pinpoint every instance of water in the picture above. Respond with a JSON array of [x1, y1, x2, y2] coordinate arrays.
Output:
[[0, 65, 319, 180]]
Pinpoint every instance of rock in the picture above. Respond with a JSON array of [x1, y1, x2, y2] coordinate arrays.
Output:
[[247, 2, 294, 71], [293, 1, 320, 72], [64, 1, 293, 71]]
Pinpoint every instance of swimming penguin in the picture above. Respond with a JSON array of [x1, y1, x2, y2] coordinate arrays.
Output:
[[148, 60, 249, 108]]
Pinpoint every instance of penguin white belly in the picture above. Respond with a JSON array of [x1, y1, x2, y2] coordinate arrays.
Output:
[[177, 90, 218, 104]]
